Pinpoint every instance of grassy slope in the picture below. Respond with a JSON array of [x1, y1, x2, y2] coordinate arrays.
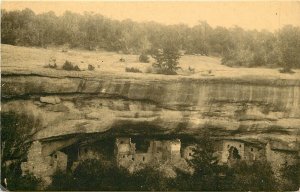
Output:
[[1, 44, 300, 81]]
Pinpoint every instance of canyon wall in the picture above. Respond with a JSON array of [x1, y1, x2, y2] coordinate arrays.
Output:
[[2, 72, 299, 153]]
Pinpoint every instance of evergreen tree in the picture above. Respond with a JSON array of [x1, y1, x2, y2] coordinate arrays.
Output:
[[152, 45, 181, 75]]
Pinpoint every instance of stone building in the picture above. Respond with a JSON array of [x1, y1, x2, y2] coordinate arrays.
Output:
[[244, 142, 265, 162], [212, 139, 265, 164], [21, 141, 68, 185], [215, 138, 297, 172], [21, 137, 298, 186], [147, 139, 181, 161], [115, 138, 136, 168], [115, 138, 190, 173]]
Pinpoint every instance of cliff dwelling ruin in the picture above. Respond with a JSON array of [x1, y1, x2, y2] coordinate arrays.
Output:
[[19, 136, 298, 184]]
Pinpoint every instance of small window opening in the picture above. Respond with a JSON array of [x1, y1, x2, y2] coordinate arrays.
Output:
[[54, 154, 57, 158], [123, 155, 125, 158], [189, 153, 192, 156], [251, 148, 253, 151], [132, 157, 135, 161], [239, 145, 242, 148], [227, 145, 230, 148], [143, 157, 145, 161]]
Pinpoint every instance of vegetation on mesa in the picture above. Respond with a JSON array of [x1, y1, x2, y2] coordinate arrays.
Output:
[[2, 8, 300, 74]]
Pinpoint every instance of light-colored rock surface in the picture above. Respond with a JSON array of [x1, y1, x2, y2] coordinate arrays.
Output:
[[2, 73, 300, 152], [2, 44, 300, 153], [40, 96, 61, 104]]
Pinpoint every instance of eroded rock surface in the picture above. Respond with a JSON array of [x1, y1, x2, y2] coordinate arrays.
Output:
[[2, 70, 300, 186], [2, 72, 300, 151]]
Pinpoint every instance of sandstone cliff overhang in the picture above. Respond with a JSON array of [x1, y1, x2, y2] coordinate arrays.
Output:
[[2, 59, 300, 152]]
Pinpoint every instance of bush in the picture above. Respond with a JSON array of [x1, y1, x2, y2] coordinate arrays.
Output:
[[48, 159, 131, 191], [61, 43, 69, 52], [125, 67, 142, 73], [281, 163, 299, 190], [227, 161, 279, 191], [129, 166, 173, 191], [62, 60, 80, 71], [2, 161, 41, 191], [279, 68, 295, 74], [45, 57, 57, 69], [88, 64, 95, 71], [139, 53, 150, 63], [46, 170, 76, 191], [119, 58, 125, 62], [48, 63, 57, 69], [73, 65, 80, 71], [188, 66, 195, 73]]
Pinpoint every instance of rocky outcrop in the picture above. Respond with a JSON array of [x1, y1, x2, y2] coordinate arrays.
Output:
[[2, 70, 299, 186], [2, 71, 300, 152]]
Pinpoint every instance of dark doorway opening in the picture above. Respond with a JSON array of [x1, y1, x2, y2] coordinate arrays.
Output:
[[228, 146, 241, 161]]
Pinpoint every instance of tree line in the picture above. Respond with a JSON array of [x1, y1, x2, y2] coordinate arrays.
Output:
[[1, 8, 300, 70]]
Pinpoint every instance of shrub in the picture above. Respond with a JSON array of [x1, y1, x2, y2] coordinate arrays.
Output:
[[188, 66, 195, 73], [62, 60, 80, 71], [2, 161, 41, 191], [62, 60, 73, 70], [48, 159, 131, 191], [14, 173, 41, 191], [88, 64, 95, 71], [119, 58, 125, 62], [154, 66, 178, 75], [125, 67, 142, 73], [46, 170, 75, 191], [61, 43, 69, 52], [45, 57, 57, 69], [129, 166, 173, 191], [139, 53, 150, 63], [228, 161, 279, 191], [73, 65, 80, 71], [49, 63, 57, 69], [279, 68, 295, 74], [281, 162, 299, 190]]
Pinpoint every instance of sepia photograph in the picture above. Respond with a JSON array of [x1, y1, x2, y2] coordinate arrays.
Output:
[[1, 1, 300, 191]]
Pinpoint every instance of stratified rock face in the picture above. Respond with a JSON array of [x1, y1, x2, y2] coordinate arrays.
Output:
[[1, 73, 300, 152]]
